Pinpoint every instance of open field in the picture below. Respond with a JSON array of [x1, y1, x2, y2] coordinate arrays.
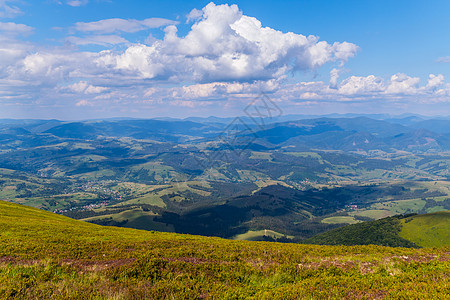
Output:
[[350, 209, 394, 219], [321, 216, 361, 224]]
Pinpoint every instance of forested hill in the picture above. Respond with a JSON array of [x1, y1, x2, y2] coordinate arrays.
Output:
[[303, 211, 450, 247]]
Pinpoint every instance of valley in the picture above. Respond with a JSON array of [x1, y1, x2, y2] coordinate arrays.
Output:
[[1, 116, 449, 242]]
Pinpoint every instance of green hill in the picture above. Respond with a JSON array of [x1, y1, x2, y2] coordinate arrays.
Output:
[[1, 200, 449, 299], [399, 211, 450, 247], [304, 211, 450, 248]]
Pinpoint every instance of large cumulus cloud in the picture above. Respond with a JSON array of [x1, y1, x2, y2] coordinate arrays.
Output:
[[95, 3, 359, 83]]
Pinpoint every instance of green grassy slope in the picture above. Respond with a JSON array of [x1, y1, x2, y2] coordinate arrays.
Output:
[[304, 211, 450, 248], [399, 211, 450, 247], [0, 200, 449, 299]]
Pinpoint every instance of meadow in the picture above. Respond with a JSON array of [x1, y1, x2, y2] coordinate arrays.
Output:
[[1, 200, 449, 299]]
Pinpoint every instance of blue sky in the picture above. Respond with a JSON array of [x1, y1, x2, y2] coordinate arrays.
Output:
[[1, 0, 450, 119]]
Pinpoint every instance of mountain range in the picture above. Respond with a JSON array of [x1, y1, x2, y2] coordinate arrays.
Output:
[[1, 114, 450, 152]]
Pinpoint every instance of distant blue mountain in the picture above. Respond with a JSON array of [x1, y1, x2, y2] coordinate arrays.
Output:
[[1, 115, 449, 152]]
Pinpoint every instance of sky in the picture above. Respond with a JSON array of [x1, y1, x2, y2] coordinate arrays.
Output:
[[1, 0, 450, 119]]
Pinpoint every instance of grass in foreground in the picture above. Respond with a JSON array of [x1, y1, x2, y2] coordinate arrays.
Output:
[[0, 200, 449, 299]]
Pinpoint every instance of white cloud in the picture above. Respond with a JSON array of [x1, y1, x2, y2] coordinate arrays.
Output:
[[180, 83, 217, 98], [186, 8, 203, 23], [385, 73, 420, 94], [426, 74, 444, 89], [332, 42, 359, 63], [0, 22, 33, 84], [172, 81, 275, 99], [0, 0, 22, 18], [270, 72, 450, 103], [75, 99, 92, 106], [67, 81, 88, 93], [21, 52, 70, 78], [96, 44, 166, 79], [338, 75, 384, 95], [66, 81, 107, 94], [0, 22, 33, 35], [300, 92, 320, 99], [0, 45, 25, 64], [436, 56, 450, 63], [170, 100, 197, 108], [85, 85, 107, 94], [74, 18, 178, 33], [329, 68, 340, 88], [66, 34, 128, 46], [5, 49, 96, 93], [94, 3, 358, 83], [67, 0, 88, 7]]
